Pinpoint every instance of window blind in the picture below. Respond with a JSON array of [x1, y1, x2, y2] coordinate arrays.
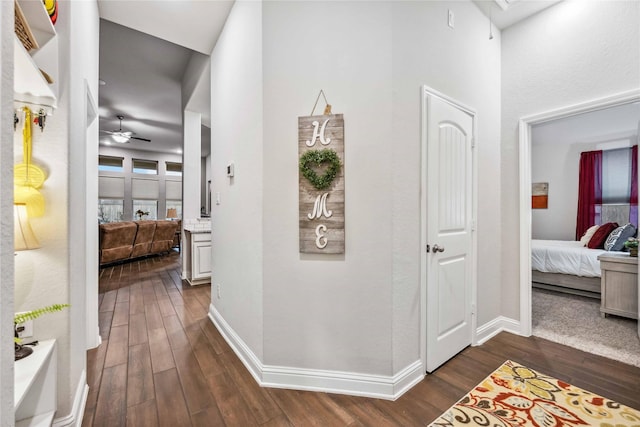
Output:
[[98, 176, 125, 198]]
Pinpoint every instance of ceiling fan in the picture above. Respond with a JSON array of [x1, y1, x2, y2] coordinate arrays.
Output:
[[101, 115, 151, 143]]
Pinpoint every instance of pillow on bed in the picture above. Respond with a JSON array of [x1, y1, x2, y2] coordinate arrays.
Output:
[[587, 222, 618, 249], [604, 223, 637, 251], [579, 224, 600, 246]]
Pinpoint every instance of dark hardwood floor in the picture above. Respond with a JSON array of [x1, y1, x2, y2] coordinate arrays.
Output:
[[84, 252, 640, 426]]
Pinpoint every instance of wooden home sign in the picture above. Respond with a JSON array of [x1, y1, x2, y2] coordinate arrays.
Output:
[[298, 114, 345, 254]]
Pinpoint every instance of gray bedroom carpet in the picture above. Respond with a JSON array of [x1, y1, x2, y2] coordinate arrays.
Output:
[[532, 288, 640, 368]]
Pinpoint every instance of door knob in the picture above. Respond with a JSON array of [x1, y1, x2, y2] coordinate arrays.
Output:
[[432, 244, 445, 253]]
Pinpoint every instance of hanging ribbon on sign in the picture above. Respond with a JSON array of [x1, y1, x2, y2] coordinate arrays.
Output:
[[309, 89, 332, 116]]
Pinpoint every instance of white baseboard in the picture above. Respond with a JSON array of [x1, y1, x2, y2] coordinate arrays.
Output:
[[475, 316, 521, 345], [87, 329, 102, 350], [52, 370, 88, 427], [208, 304, 264, 384], [208, 304, 424, 401]]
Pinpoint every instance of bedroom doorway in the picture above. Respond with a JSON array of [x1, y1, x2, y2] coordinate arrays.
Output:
[[421, 87, 477, 372], [518, 89, 640, 337]]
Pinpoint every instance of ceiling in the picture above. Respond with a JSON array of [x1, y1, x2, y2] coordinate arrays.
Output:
[[532, 102, 640, 146], [472, 0, 562, 30], [97, 1, 234, 156], [97, 0, 563, 156]]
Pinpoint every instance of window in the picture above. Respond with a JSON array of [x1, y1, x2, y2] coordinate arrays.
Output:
[[133, 200, 158, 220], [98, 199, 123, 223], [595, 148, 636, 225], [165, 200, 182, 219], [602, 148, 631, 204], [132, 159, 158, 175], [166, 162, 183, 177], [98, 155, 124, 172]]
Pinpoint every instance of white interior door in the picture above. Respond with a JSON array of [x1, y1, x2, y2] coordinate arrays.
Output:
[[423, 90, 474, 372]]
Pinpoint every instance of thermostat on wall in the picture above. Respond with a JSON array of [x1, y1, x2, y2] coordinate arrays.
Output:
[[226, 163, 234, 177]]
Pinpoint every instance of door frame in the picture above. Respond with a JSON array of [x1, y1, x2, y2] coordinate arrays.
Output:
[[518, 88, 640, 336], [420, 86, 478, 371]]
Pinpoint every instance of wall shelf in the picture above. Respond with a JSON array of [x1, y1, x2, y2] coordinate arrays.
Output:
[[14, 36, 56, 110], [16, 0, 56, 48], [14, 339, 57, 426]]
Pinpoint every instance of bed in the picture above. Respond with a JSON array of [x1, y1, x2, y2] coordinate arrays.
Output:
[[531, 240, 625, 298]]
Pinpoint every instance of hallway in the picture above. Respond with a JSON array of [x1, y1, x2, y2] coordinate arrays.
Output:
[[83, 253, 640, 426]]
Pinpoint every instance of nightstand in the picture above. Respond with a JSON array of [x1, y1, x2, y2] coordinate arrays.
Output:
[[598, 254, 638, 319]]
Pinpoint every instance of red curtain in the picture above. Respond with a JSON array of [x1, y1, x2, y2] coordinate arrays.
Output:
[[630, 145, 638, 227], [575, 150, 603, 240]]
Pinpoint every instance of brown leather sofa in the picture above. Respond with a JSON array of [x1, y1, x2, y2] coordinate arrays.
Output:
[[99, 220, 179, 265]]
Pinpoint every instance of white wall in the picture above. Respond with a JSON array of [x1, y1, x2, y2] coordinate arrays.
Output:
[[205, 152, 212, 214], [263, 0, 394, 374], [390, 0, 502, 369], [210, 0, 264, 359], [531, 141, 598, 240], [209, 0, 502, 385], [181, 51, 209, 108], [501, 0, 640, 319], [68, 4, 100, 422], [183, 110, 201, 221], [0, 2, 15, 423]]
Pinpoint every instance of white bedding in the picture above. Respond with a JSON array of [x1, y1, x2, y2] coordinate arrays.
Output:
[[531, 240, 613, 278]]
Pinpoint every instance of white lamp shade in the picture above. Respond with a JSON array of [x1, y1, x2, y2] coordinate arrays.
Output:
[[14, 204, 40, 250]]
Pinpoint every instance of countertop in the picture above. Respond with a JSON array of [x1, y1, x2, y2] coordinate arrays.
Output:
[[184, 227, 211, 234]]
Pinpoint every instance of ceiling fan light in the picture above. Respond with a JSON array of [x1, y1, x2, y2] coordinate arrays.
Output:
[[112, 134, 129, 143]]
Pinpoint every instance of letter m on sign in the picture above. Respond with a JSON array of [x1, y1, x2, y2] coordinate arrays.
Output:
[[298, 114, 345, 254]]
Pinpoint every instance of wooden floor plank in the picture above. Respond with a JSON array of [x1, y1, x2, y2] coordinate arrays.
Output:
[[128, 312, 148, 346], [104, 325, 129, 368], [218, 349, 282, 424], [173, 303, 199, 329], [154, 368, 192, 427], [142, 280, 158, 305], [200, 318, 232, 355], [172, 347, 217, 414], [206, 372, 258, 426], [81, 405, 95, 427], [163, 314, 191, 350], [144, 301, 164, 331], [184, 322, 226, 377], [129, 284, 145, 315], [99, 290, 117, 312], [148, 327, 175, 374], [93, 363, 127, 427], [328, 395, 398, 427], [126, 399, 159, 427], [98, 310, 114, 342], [111, 301, 130, 327], [157, 296, 177, 317], [190, 406, 226, 427], [127, 343, 155, 408], [260, 414, 294, 427], [85, 341, 108, 411]]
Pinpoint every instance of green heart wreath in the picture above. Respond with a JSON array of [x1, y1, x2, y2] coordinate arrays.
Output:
[[299, 148, 341, 190]]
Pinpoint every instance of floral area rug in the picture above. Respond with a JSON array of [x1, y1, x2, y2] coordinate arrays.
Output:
[[429, 360, 640, 427]]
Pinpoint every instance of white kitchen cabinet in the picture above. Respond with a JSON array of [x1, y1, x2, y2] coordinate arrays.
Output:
[[184, 230, 211, 286]]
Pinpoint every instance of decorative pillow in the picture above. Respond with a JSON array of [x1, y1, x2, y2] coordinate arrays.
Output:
[[604, 223, 637, 251], [579, 225, 600, 246], [587, 222, 618, 249]]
